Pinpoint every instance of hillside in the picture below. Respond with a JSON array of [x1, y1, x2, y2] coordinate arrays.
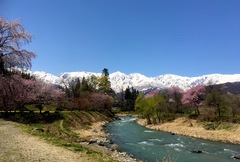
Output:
[[208, 82, 240, 95]]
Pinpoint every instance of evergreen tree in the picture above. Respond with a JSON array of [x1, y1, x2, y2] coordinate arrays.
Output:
[[124, 86, 139, 111], [74, 78, 81, 97], [102, 68, 109, 77], [87, 76, 98, 92], [98, 68, 111, 93], [125, 87, 131, 100]]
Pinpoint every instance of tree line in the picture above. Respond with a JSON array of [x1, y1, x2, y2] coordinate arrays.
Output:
[[135, 85, 240, 124], [1, 16, 240, 124], [61, 68, 113, 112]]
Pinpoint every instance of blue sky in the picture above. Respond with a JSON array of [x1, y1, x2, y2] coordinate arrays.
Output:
[[1, 0, 239, 77]]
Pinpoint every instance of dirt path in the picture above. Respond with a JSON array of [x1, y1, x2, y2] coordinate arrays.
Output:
[[0, 119, 91, 162]]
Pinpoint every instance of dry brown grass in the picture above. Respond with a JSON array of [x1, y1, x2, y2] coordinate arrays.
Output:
[[137, 117, 240, 145]]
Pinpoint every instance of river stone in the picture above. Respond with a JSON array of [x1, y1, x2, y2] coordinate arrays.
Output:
[[111, 144, 122, 152], [96, 137, 111, 146], [91, 129, 98, 133], [108, 139, 113, 144], [234, 154, 240, 160], [191, 150, 203, 154], [102, 125, 106, 128], [89, 138, 97, 144], [98, 141, 105, 146], [79, 138, 87, 142], [120, 152, 127, 156]]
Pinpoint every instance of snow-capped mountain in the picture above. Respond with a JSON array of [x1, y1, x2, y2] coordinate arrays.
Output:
[[30, 71, 240, 93]]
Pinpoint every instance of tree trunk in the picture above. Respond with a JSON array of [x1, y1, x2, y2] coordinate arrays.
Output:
[[3, 98, 7, 112], [197, 106, 200, 115], [40, 106, 42, 114], [0, 53, 5, 75], [153, 117, 157, 125], [146, 116, 151, 124], [217, 104, 221, 117], [196, 106, 200, 115], [157, 115, 161, 123], [232, 109, 236, 117], [19, 104, 24, 113], [37, 104, 43, 114], [156, 110, 161, 123]]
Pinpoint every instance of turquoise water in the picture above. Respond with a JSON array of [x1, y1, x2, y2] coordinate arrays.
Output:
[[106, 116, 240, 162]]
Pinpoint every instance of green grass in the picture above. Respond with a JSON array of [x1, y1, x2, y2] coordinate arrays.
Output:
[[23, 121, 106, 160], [1, 110, 116, 161], [18, 111, 115, 161]]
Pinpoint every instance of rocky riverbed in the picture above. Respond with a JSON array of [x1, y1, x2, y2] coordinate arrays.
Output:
[[76, 120, 138, 161]]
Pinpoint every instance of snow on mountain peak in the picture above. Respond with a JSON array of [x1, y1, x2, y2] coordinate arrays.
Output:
[[31, 71, 240, 93]]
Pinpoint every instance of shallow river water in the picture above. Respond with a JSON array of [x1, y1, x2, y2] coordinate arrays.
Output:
[[106, 116, 240, 162]]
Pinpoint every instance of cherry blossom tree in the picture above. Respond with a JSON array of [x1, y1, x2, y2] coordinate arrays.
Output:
[[33, 80, 64, 113], [0, 73, 65, 113], [11, 75, 35, 111], [87, 93, 113, 112], [145, 90, 159, 98], [0, 75, 13, 111], [168, 86, 184, 113], [0, 74, 35, 112], [0, 17, 36, 74], [182, 85, 205, 115]]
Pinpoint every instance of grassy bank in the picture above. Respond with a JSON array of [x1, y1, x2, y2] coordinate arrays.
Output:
[[2, 110, 115, 162], [137, 116, 240, 145]]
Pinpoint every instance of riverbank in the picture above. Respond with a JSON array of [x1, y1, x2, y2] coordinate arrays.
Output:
[[0, 119, 94, 162], [47, 111, 138, 161], [137, 117, 240, 145], [74, 120, 138, 161], [0, 111, 137, 161]]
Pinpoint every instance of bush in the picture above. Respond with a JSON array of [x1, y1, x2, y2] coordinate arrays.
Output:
[[0, 111, 63, 124]]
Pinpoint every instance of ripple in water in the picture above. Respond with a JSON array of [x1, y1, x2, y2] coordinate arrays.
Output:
[[165, 143, 185, 148], [139, 141, 154, 146], [144, 130, 154, 133], [149, 138, 164, 142], [224, 148, 237, 153], [106, 116, 240, 162]]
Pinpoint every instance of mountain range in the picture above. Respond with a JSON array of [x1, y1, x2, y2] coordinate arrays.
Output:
[[29, 71, 240, 93]]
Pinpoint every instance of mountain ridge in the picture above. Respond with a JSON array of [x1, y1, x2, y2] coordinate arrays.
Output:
[[30, 70, 240, 93]]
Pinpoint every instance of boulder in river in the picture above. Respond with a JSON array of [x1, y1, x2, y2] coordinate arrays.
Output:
[[191, 150, 203, 154], [234, 154, 240, 160]]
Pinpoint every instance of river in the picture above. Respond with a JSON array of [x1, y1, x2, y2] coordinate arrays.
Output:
[[106, 116, 240, 162]]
